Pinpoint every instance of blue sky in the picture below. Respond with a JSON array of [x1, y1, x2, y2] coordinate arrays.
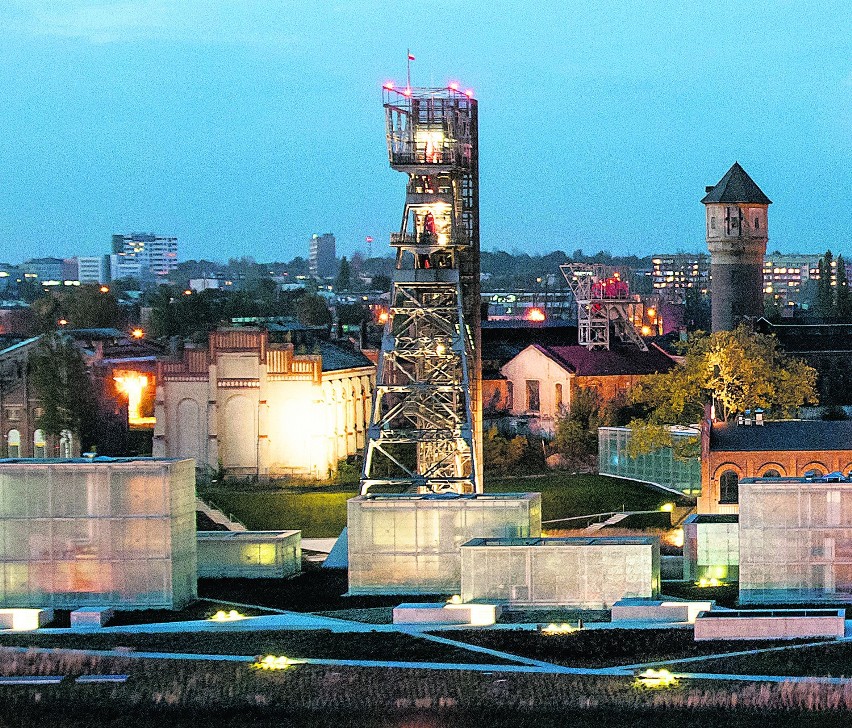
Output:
[[0, 0, 849, 264]]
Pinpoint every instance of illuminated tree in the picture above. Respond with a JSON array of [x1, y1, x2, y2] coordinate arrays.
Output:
[[632, 324, 818, 425]]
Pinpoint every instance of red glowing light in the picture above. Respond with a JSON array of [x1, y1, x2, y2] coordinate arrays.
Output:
[[464, 89, 474, 98], [383, 81, 394, 90], [365, 236, 374, 243], [448, 82, 460, 91], [403, 87, 412, 97], [525, 308, 546, 322]]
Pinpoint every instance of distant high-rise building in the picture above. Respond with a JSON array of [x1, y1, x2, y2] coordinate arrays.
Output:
[[702, 163, 771, 332], [76, 256, 109, 285], [111, 233, 178, 279], [309, 233, 336, 278], [651, 254, 710, 302]]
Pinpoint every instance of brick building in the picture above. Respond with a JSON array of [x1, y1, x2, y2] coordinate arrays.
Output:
[[698, 416, 852, 514]]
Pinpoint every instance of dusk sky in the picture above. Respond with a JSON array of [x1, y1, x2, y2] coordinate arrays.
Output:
[[0, 1, 849, 264]]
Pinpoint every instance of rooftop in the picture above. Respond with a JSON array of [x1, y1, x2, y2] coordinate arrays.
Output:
[[711, 420, 852, 452], [462, 536, 657, 547], [533, 342, 676, 377], [701, 162, 772, 205]]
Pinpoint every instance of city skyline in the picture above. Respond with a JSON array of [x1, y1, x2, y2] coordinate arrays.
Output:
[[0, 1, 849, 263]]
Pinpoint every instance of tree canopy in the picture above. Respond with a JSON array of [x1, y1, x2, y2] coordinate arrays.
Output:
[[29, 333, 95, 442], [632, 324, 818, 425]]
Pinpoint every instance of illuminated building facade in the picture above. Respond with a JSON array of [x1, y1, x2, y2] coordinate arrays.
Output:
[[702, 163, 771, 331], [0, 458, 196, 610], [360, 83, 481, 494], [153, 327, 374, 478], [650, 255, 710, 302]]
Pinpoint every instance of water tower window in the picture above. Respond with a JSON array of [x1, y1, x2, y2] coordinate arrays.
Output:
[[710, 217, 716, 229], [754, 216, 760, 229]]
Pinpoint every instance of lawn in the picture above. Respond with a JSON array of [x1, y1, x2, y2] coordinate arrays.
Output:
[[487, 473, 692, 525], [672, 641, 852, 677], [0, 628, 510, 665], [440, 627, 800, 669], [203, 473, 691, 537]]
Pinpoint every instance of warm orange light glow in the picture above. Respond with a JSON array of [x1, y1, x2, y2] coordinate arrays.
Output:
[[377, 310, 389, 325], [131, 328, 144, 339], [183, 289, 192, 295], [99, 285, 110, 293], [114, 371, 156, 427], [646, 307, 656, 318], [58, 319, 68, 326], [641, 325, 652, 336], [525, 308, 546, 322]]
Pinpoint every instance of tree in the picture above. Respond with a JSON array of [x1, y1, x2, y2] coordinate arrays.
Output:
[[335, 257, 353, 291], [295, 293, 332, 327], [837, 255, 852, 321], [817, 250, 835, 319], [552, 387, 601, 463], [683, 287, 710, 332], [29, 333, 95, 445], [632, 324, 818, 425], [481, 426, 527, 473], [371, 274, 391, 292]]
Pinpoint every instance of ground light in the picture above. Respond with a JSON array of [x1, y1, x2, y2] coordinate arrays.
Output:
[[541, 623, 577, 635], [635, 668, 678, 688], [252, 655, 295, 671], [208, 609, 246, 622], [660, 502, 674, 512]]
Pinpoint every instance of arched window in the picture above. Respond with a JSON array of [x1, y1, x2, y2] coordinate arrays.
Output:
[[33, 429, 46, 458], [506, 381, 514, 411], [59, 430, 73, 459], [555, 383, 563, 412], [763, 469, 780, 478], [7, 429, 20, 458], [804, 468, 824, 478], [719, 470, 739, 504]]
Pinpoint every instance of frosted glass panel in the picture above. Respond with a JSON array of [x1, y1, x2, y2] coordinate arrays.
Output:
[[0, 459, 196, 609], [348, 493, 542, 595]]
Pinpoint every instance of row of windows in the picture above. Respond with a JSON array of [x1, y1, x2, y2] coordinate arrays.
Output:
[[6, 429, 73, 458], [719, 468, 826, 504]]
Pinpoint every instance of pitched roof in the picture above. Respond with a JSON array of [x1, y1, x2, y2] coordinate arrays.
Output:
[[527, 343, 676, 377], [710, 420, 852, 452], [701, 162, 772, 205], [318, 340, 374, 372]]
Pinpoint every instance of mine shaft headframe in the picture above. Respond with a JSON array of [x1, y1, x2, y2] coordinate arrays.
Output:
[[560, 262, 648, 352], [382, 83, 476, 173]]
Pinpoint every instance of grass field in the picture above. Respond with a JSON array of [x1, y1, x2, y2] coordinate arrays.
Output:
[[0, 628, 510, 664], [203, 473, 691, 537], [673, 641, 852, 677]]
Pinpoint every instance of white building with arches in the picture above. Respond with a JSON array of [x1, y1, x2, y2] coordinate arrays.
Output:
[[152, 328, 375, 479]]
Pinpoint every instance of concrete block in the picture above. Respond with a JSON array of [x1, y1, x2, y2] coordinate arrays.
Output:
[[70, 607, 115, 628], [694, 609, 845, 640], [392, 602, 501, 626], [611, 599, 712, 624], [0, 608, 53, 630]]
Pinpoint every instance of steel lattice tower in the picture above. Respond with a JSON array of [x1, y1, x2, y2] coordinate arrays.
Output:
[[560, 263, 648, 351], [360, 83, 482, 494]]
